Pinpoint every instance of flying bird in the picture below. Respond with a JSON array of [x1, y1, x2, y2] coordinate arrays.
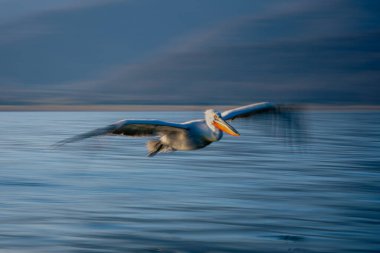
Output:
[[57, 102, 303, 157]]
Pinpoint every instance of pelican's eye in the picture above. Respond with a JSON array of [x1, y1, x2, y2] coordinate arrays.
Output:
[[214, 115, 218, 120]]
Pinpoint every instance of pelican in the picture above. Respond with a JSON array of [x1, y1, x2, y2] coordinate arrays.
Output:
[[57, 102, 302, 156]]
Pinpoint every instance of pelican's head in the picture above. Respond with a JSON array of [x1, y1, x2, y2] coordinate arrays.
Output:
[[205, 109, 240, 136]]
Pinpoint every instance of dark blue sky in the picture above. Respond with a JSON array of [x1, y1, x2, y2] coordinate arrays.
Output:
[[1, 0, 379, 105]]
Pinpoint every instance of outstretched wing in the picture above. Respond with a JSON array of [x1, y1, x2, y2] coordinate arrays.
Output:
[[56, 119, 188, 146], [222, 102, 306, 144], [222, 102, 282, 121]]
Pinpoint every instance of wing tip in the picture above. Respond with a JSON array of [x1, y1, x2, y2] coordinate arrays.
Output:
[[53, 125, 117, 147]]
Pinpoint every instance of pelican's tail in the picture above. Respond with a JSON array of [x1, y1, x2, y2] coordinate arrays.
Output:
[[146, 140, 174, 157]]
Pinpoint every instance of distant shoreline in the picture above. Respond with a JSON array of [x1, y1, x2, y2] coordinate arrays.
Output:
[[0, 104, 379, 112]]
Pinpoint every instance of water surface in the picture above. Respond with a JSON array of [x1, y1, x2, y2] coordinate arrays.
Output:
[[0, 111, 379, 252]]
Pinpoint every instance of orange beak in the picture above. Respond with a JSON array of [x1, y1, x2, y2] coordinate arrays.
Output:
[[213, 118, 240, 136]]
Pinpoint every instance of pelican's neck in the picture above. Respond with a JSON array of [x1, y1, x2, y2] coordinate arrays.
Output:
[[205, 109, 217, 132]]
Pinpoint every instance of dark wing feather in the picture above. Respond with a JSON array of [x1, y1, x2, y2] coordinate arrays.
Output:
[[222, 102, 306, 144], [55, 119, 188, 146], [221, 102, 280, 121]]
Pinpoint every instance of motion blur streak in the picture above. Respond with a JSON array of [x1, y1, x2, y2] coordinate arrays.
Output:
[[0, 111, 379, 252]]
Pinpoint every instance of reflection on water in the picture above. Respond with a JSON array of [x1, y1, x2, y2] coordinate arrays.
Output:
[[0, 111, 379, 253]]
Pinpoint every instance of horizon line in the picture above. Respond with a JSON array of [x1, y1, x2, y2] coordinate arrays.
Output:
[[0, 104, 380, 112]]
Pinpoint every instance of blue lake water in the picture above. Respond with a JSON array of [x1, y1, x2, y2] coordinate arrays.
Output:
[[0, 111, 379, 253]]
